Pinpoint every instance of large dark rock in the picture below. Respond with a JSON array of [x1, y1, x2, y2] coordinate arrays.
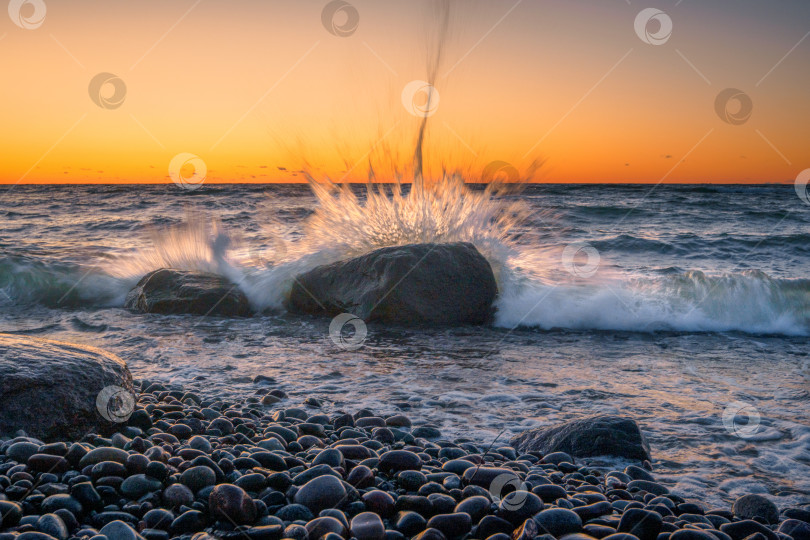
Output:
[[125, 268, 251, 317], [0, 334, 134, 441], [285, 242, 497, 325], [510, 415, 652, 462]]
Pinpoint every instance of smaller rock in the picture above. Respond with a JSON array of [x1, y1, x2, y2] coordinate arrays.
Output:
[[732, 494, 780, 525], [533, 508, 583, 537], [351, 512, 386, 540], [295, 475, 347, 513], [163, 483, 194, 509], [412, 528, 448, 540], [513, 518, 539, 540], [78, 447, 130, 468], [305, 516, 348, 539], [426, 513, 472, 537], [779, 519, 810, 540], [180, 466, 216, 493], [511, 416, 652, 462], [99, 520, 140, 540], [36, 514, 68, 540], [125, 268, 252, 317], [120, 474, 163, 498], [617, 508, 663, 540], [6, 441, 40, 463], [209, 484, 257, 524], [378, 450, 422, 473]]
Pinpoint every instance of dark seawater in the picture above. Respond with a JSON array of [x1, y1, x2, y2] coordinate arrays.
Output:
[[1, 183, 809, 508]]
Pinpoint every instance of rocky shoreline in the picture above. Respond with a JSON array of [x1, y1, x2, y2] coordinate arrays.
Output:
[[1, 379, 808, 540]]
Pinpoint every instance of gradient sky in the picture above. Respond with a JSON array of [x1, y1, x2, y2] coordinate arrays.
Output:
[[1, 0, 809, 184]]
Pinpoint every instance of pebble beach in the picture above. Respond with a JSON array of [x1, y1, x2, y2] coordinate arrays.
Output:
[[2, 379, 808, 540]]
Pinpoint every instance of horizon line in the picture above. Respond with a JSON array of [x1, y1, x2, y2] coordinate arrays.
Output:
[[0, 180, 797, 186]]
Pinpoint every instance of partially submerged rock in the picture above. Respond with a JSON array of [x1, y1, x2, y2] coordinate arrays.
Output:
[[510, 415, 652, 462], [286, 242, 497, 325], [0, 334, 134, 441], [125, 268, 251, 317]]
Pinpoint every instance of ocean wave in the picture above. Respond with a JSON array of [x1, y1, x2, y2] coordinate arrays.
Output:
[[4, 246, 809, 336], [0, 255, 131, 308], [495, 270, 810, 335]]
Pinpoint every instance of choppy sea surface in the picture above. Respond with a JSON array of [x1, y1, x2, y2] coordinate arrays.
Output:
[[1, 183, 809, 508]]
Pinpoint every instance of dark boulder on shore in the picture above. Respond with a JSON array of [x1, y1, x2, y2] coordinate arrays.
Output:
[[285, 242, 498, 325], [0, 334, 134, 441], [510, 415, 652, 462], [125, 268, 251, 317]]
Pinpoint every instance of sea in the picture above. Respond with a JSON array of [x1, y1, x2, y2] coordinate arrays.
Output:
[[1, 181, 809, 509]]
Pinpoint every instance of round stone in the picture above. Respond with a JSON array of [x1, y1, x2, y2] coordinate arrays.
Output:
[[5, 441, 40, 463], [542, 451, 573, 465], [454, 496, 490, 523], [361, 490, 396, 518], [276, 504, 314, 522], [120, 474, 163, 498], [144, 508, 175, 530], [732, 494, 780, 525], [351, 512, 386, 540], [347, 465, 375, 488], [209, 483, 257, 524], [294, 475, 347, 513], [412, 528, 447, 540], [305, 516, 347, 539], [533, 508, 583, 537], [397, 470, 428, 491], [426, 513, 472, 537], [532, 484, 568, 503], [669, 530, 720, 540], [188, 435, 212, 453], [36, 513, 68, 540], [378, 450, 422, 473], [99, 520, 139, 540], [180, 465, 217, 493], [395, 511, 428, 537], [617, 508, 663, 540], [40, 494, 83, 515], [499, 491, 544, 524], [778, 519, 810, 540], [313, 448, 345, 468], [163, 483, 194, 509], [78, 447, 130, 467]]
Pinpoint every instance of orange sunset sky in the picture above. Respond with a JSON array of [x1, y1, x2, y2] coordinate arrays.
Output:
[[1, 0, 809, 184]]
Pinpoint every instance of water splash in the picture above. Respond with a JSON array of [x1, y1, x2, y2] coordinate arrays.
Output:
[[302, 177, 530, 270], [106, 214, 235, 281]]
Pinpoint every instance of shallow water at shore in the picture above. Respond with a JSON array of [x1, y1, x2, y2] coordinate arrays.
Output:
[[3, 303, 809, 509]]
